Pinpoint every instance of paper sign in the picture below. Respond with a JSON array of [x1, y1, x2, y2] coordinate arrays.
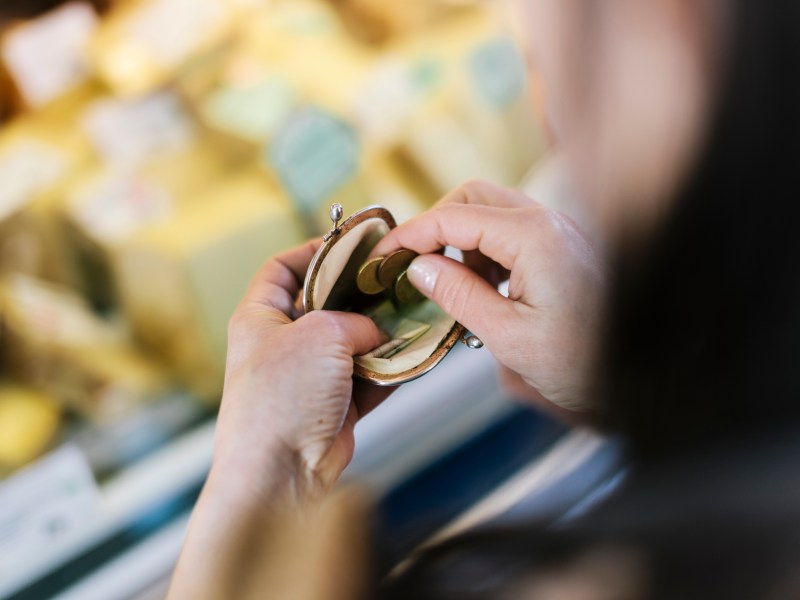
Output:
[[69, 171, 172, 243], [0, 445, 99, 582], [1, 3, 97, 107], [83, 92, 194, 166]]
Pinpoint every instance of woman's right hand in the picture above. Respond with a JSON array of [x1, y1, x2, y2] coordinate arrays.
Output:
[[372, 180, 606, 414]]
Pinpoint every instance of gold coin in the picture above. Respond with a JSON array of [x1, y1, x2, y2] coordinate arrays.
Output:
[[356, 257, 386, 295], [394, 270, 426, 304], [378, 249, 418, 289]]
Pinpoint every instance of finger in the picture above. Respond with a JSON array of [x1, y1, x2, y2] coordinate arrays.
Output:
[[462, 250, 511, 288], [301, 310, 388, 357], [242, 239, 322, 315], [438, 179, 535, 209], [371, 180, 535, 265], [407, 254, 518, 349], [373, 204, 536, 271]]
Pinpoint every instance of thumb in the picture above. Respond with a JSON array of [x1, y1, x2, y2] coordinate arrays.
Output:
[[303, 311, 388, 356], [407, 254, 516, 348]]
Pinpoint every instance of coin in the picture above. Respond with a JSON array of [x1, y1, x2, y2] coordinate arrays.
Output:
[[356, 257, 386, 295], [394, 270, 426, 304], [378, 249, 417, 289]]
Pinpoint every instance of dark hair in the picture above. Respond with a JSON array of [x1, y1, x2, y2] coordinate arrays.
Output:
[[600, 0, 800, 457]]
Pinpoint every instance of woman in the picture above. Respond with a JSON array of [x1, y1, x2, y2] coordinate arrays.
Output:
[[169, 1, 800, 597]]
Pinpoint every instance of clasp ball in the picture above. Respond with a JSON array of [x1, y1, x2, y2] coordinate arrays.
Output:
[[330, 203, 344, 225]]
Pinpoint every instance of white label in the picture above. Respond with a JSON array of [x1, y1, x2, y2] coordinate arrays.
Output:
[[1, 3, 97, 107], [126, 0, 228, 65], [69, 171, 173, 243], [83, 92, 194, 166], [0, 445, 99, 582], [0, 141, 67, 221]]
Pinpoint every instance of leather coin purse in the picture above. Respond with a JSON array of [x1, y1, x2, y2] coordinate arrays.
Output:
[[303, 204, 479, 386]]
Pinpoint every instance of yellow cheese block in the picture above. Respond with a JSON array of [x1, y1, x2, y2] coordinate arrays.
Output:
[[177, 52, 299, 161], [0, 84, 100, 288], [237, 0, 372, 114], [88, 0, 240, 96], [397, 94, 513, 194], [0, 275, 171, 423], [113, 168, 306, 398], [386, 14, 548, 190], [360, 152, 431, 222], [0, 384, 61, 472], [449, 36, 548, 184], [328, 0, 459, 44], [61, 111, 232, 309]]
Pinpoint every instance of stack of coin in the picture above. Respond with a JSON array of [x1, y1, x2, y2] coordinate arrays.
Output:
[[357, 249, 426, 304]]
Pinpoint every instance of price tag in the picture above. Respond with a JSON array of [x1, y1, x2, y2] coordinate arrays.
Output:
[[83, 92, 194, 166], [0, 445, 99, 582], [69, 171, 172, 243], [469, 38, 527, 110], [1, 3, 97, 107], [268, 107, 359, 214]]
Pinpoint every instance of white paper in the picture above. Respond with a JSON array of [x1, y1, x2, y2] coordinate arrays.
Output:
[[126, 0, 228, 65], [69, 171, 173, 243], [0, 445, 99, 582], [83, 92, 194, 166], [1, 3, 97, 107]]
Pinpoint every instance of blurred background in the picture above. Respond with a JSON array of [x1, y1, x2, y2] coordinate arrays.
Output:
[[0, 1, 619, 598]]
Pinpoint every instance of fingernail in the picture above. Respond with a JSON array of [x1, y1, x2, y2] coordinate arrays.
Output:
[[407, 256, 439, 296]]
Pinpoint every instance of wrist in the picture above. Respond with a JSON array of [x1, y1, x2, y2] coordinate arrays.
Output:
[[207, 433, 322, 513]]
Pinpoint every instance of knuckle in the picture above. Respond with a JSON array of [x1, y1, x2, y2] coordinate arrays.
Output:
[[460, 179, 491, 197], [302, 310, 345, 340], [435, 273, 476, 319]]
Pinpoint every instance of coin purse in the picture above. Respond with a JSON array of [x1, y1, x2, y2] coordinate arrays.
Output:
[[303, 205, 465, 386]]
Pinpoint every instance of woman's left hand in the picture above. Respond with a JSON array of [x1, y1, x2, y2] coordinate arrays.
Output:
[[213, 239, 392, 505], [169, 240, 390, 600]]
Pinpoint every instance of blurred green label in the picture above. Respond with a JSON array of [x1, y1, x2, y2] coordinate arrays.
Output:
[[204, 78, 296, 142], [268, 107, 358, 214], [469, 38, 526, 110]]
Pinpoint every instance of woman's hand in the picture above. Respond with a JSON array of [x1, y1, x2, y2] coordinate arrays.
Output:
[[372, 180, 606, 414], [169, 241, 390, 600], [214, 240, 392, 504]]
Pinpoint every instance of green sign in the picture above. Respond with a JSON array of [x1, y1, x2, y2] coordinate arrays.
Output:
[[469, 38, 526, 110], [268, 107, 358, 214]]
